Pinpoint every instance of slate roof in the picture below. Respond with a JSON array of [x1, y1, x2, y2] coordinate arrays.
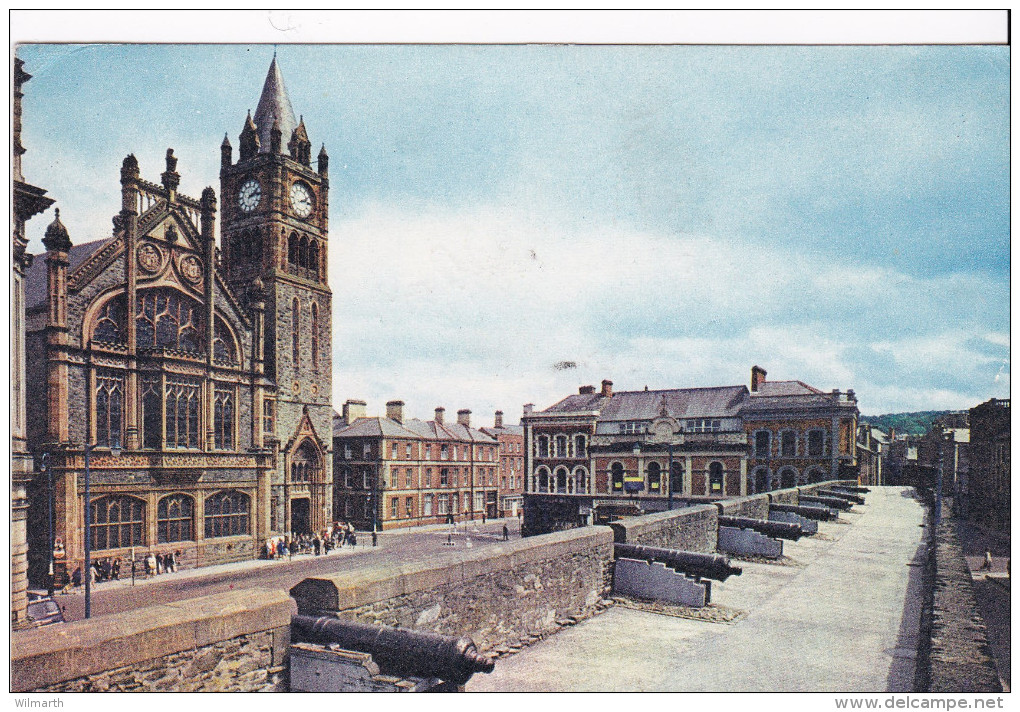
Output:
[[253, 56, 298, 155], [25, 237, 114, 310], [332, 417, 421, 440], [752, 380, 824, 397], [481, 424, 525, 438], [334, 416, 498, 445], [543, 386, 748, 421]]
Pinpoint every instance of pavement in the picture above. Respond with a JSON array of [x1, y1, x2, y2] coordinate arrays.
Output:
[[468, 486, 926, 693]]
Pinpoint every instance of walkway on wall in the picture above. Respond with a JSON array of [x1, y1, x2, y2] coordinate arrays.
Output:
[[468, 486, 926, 693]]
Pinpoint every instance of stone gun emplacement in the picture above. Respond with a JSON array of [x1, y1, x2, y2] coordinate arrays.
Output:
[[718, 515, 807, 541], [614, 543, 743, 582], [769, 503, 837, 521], [799, 494, 853, 511]]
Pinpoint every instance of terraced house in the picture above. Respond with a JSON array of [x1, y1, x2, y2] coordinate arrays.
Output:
[[24, 57, 334, 583], [332, 401, 501, 531]]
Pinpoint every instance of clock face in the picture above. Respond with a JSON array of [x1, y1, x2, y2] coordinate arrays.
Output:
[[238, 180, 261, 213], [290, 182, 314, 218]]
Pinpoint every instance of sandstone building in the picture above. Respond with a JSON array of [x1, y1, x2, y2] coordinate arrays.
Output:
[[23, 57, 333, 582]]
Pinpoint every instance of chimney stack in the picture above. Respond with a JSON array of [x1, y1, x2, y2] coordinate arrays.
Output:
[[494, 410, 504, 428], [457, 409, 471, 427], [434, 407, 445, 425], [342, 399, 367, 422], [601, 379, 613, 397], [751, 365, 767, 392], [579, 385, 595, 395], [386, 400, 404, 424], [523, 404, 534, 416]]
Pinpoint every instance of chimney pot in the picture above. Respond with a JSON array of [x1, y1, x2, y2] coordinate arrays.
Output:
[[386, 400, 405, 424], [601, 379, 613, 397], [579, 385, 595, 395], [494, 410, 504, 428]]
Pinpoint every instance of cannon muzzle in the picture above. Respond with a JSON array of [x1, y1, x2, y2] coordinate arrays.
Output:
[[614, 543, 742, 582], [718, 515, 806, 541], [819, 489, 865, 505], [291, 615, 494, 685]]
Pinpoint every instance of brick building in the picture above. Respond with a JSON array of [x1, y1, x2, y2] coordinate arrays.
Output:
[[480, 410, 525, 518], [332, 401, 500, 531], [742, 366, 860, 491], [965, 398, 1009, 529], [522, 368, 859, 534], [856, 424, 888, 486], [23, 57, 333, 582]]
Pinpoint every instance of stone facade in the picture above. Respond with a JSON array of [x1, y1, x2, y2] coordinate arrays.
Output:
[[21, 56, 334, 583], [966, 398, 1009, 529]]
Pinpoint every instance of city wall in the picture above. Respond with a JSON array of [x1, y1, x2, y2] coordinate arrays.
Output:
[[11, 588, 292, 692]]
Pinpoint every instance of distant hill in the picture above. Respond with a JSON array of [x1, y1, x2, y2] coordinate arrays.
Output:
[[860, 411, 954, 437]]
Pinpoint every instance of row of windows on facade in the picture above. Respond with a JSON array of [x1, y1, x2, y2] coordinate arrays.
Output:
[[752, 429, 830, 459], [530, 462, 697, 494], [749, 465, 829, 491], [88, 490, 249, 551], [228, 230, 323, 280], [615, 419, 724, 435], [534, 434, 588, 459], [95, 371, 237, 450], [93, 290, 238, 363], [336, 465, 498, 489], [341, 441, 498, 462], [336, 490, 491, 520]]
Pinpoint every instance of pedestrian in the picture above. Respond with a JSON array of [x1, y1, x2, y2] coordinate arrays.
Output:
[[981, 550, 993, 570], [146, 552, 156, 578], [350, 531, 357, 547], [112, 558, 121, 580], [371, 530, 378, 547], [482, 511, 486, 524], [71, 565, 82, 588], [503, 524, 509, 541], [168, 551, 176, 573], [89, 563, 97, 585], [313, 535, 321, 556], [102, 558, 112, 581]]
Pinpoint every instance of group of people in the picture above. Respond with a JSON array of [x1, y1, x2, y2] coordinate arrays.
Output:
[[67, 550, 182, 590], [264, 521, 361, 560]]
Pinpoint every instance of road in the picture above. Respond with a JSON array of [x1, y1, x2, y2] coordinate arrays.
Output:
[[46, 520, 519, 623]]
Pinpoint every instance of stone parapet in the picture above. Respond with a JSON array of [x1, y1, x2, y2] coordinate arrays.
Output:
[[607, 504, 718, 553], [713, 494, 769, 519], [290, 526, 614, 653], [11, 588, 293, 692]]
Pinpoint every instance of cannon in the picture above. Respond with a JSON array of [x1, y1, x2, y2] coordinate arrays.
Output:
[[769, 502, 836, 521], [718, 515, 806, 541], [833, 484, 870, 494], [614, 543, 742, 582], [291, 615, 494, 685], [799, 494, 853, 511], [819, 489, 865, 505]]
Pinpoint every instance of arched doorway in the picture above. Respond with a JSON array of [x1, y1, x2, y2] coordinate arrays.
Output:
[[291, 498, 311, 535]]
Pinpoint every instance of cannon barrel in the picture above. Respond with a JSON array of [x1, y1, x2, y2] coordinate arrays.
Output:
[[769, 503, 836, 521], [614, 543, 742, 582], [819, 489, 865, 505], [833, 484, 870, 494], [718, 515, 806, 541], [291, 615, 494, 685], [799, 494, 853, 511]]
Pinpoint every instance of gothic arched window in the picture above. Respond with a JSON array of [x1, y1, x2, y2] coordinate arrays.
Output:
[[647, 461, 662, 492], [136, 289, 204, 354], [157, 494, 194, 543], [292, 440, 321, 483], [204, 490, 250, 538], [165, 377, 201, 448], [214, 387, 235, 450], [90, 496, 145, 550], [288, 232, 299, 266], [709, 462, 725, 493], [611, 462, 624, 491], [213, 317, 238, 364], [92, 297, 126, 344], [95, 370, 124, 448]]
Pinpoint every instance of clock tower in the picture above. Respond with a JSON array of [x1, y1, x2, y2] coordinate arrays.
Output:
[[220, 55, 333, 536]]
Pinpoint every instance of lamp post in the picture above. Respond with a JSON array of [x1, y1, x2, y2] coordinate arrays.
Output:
[[39, 453, 53, 596], [667, 442, 674, 512], [84, 440, 120, 619]]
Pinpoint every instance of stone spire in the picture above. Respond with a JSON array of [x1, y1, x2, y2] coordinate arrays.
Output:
[[253, 55, 298, 155], [42, 208, 71, 253]]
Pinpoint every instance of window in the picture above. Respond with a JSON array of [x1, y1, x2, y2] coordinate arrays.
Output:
[[488, 467, 494, 486], [391, 443, 398, 459], [648, 462, 662, 491], [214, 388, 234, 450], [781, 430, 797, 457], [554, 435, 568, 458], [754, 431, 771, 458], [93, 298, 126, 344], [440, 468, 449, 486], [441, 444, 449, 460], [405, 468, 412, 488], [95, 370, 124, 448], [574, 435, 587, 459], [363, 442, 372, 459], [340, 466, 352, 488], [536, 435, 549, 458], [343, 444, 352, 459], [424, 493, 434, 516], [709, 462, 724, 493], [158, 494, 194, 543], [164, 378, 200, 449], [213, 318, 237, 364], [611, 463, 624, 491], [391, 498, 399, 519], [263, 398, 275, 436], [291, 298, 301, 368], [474, 492, 484, 511], [426, 444, 432, 460], [310, 302, 319, 369], [688, 419, 722, 433], [362, 468, 371, 488], [437, 494, 449, 515], [205, 490, 250, 538], [555, 467, 568, 493], [537, 468, 550, 492], [425, 468, 433, 487], [406, 443, 412, 458], [90, 496, 145, 550], [670, 462, 684, 493], [575, 467, 589, 494], [136, 290, 203, 354], [808, 430, 826, 457], [291, 441, 319, 483], [405, 497, 413, 517], [141, 376, 161, 449], [619, 422, 645, 435]]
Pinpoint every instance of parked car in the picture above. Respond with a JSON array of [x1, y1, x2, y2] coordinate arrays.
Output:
[[25, 593, 65, 627]]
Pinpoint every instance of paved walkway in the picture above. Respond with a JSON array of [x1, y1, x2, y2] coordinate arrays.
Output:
[[469, 487, 926, 693]]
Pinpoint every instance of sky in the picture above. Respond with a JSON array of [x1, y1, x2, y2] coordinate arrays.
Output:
[[13, 12, 1010, 424]]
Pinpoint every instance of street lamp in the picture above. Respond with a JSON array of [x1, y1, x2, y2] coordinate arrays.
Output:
[[84, 440, 121, 619], [38, 453, 53, 596]]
